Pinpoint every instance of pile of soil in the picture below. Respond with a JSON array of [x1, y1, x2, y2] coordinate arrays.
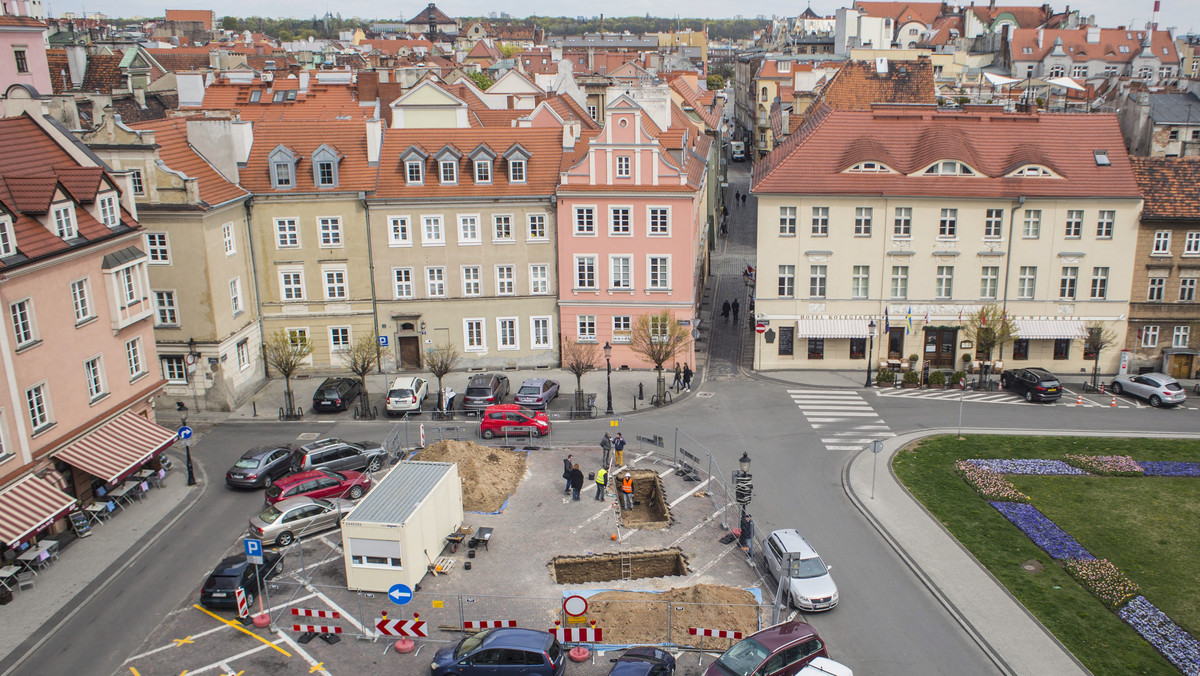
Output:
[[583, 584, 760, 646], [412, 440, 526, 512]]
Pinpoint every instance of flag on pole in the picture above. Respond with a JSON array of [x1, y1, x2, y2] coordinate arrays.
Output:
[[906, 306, 912, 335], [980, 308, 987, 326], [923, 308, 930, 324], [884, 307, 890, 332]]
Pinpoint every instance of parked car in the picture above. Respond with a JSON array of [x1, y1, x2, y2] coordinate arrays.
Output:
[[431, 627, 565, 675], [607, 646, 675, 676], [1111, 372, 1187, 407], [386, 376, 428, 416], [479, 404, 551, 439], [225, 445, 295, 489], [311, 377, 363, 412], [514, 378, 559, 410], [264, 469, 371, 505], [705, 621, 828, 676], [199, 550, 283, 609], [462, 373, 510, 413], [289, 438, 387, 474], [249, 496, 355, 546], [761, 529, 838, 612], [1000, 367, 1062, 403]]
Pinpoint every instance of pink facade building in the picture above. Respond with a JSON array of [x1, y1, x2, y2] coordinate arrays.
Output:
[[0, 8, 51, 102], [556, 91, 711, 368]]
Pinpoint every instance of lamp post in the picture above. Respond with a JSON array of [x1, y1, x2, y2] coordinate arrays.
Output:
[[734, 452, 753, 553], [603, 342, 614, 416], [178, 402, 195, 486], [864, 319, 877, 387]]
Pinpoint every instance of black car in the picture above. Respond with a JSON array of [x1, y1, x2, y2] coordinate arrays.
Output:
[[199, 551, 283, 610], [462, 373, 510, 414], [312, 377, 363, 412], [225, 445, 295, 489], [608, 647, 676, 676], [1000, 367, 1062, 402], [289, 438, 388, 474]]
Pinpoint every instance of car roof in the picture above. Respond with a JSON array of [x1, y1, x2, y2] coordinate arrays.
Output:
[[273, 470, 331, 488], [212, 550, 280, 576], [273, 496, 322, 510], [1025, 367, 1056, 377], [520, 377, 550, 386], [1138, 372, 1174, 381], [241, 445, 290, 459], [469, 373, 500, 383], [389, 376, 421, 388], [300, 438, 344, 452], [319, 377, 351, 385], [748, 621, 820, 650], [770, 529, 819, 558], [484, 404, 522, 413], [478, 627, 552, 650]]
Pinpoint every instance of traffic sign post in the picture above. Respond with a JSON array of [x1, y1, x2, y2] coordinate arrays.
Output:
[[235, 587, 249, 619], [244, 538, 263, 565], [562, 595, 588, 617], [869, 440, 885, 500], [378, 335, 389, 347], [755, 322, 767, 334]]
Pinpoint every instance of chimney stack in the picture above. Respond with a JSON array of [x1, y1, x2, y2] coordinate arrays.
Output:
[[1152, 0, 1160, 30]]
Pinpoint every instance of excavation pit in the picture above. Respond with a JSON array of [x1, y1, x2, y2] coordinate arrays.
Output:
[[617, 469, 672, 529], [550, 548, 689, 584]]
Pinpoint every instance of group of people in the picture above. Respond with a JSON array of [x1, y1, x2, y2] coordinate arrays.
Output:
[[733, 190, 748, 207], [671, 362, 694, 393], [561, 433, 634, 510], [721, 299, 741, 323]]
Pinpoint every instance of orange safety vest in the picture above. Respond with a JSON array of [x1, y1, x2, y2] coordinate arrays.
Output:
[[621, 476, 633, 493]]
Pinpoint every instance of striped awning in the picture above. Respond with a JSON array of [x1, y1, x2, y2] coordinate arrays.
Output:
[[0, 474, 77, 546], [54, 411, 177, 485], [1013, 318, 1087, 340], [41, 470, 71, 493], [795, 318, 872, 339]]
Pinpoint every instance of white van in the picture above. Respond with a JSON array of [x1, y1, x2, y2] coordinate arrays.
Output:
[[729, 141, 746, 161]]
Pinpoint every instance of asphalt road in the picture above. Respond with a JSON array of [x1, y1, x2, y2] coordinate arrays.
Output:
[[8, 382, 1197, 676]]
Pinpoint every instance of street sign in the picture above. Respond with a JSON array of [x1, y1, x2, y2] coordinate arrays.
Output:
[[376, 616, 427, 637], [563, 595, 588, 617], [388, 583, 413, 605], [235, 588, 249, 618], [378, 335, 389, 347], [177, 426, 193, 440], [244, 538, 263, 565], [755, 323, 767, 334], [869, 440, 884, 455]]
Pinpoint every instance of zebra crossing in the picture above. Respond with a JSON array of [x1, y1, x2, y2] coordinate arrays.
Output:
[[872, 387, 1139, 408], [787, 388, 896, 451]]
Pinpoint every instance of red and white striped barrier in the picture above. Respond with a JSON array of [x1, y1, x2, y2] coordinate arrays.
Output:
[[688, 627, 743, 639], [292, 608, 341, 619], [550, 626, 602, 642], [377, 615, 427, 637], [420, 423, 426, 448], [463, 620, 517, 630], [235, 588, 249, 618], [292, 624, 343, 634]]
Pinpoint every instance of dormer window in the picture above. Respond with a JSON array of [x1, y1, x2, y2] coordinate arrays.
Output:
[[52, 203, 77, 239], [311, 144, 341, 188], [847, 161, 895, 173], [434, 146, 462, 185], [510, 159, 526, 182], [98, 193, 119, 227], [0, 216, 15, 257], [922, 160, 975, 176], [1022, 46, 1032, 54], [778, 60, 791, 72], [1119, 45, 1130, 53], [407, 160, 423, 184], [268, 145, 296, 189], [1008, 165, 1054, 177], [475, 159, 491, 182], [440, 160, 457, 184]]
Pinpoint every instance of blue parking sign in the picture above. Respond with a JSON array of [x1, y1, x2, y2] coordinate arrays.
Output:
[[378, 335, 389, 347], [244, 538, 263, 564]]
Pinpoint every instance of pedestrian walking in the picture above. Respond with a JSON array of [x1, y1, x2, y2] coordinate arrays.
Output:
[[613, 433, 626, 467], [594, 466, 608, 500], [732, 299, 740, 323], [600, 433, 613, 467], [721, 215, 728, 236], [671, 362, 683, 392], [741, 193, 747, 207], [721, 300, 731, 322], [735, 189, 741, 204], [682, 363, 693, 392], [619, 471, 635, 510], [568, 464, 584, 501], [561, 454, 574, 494]]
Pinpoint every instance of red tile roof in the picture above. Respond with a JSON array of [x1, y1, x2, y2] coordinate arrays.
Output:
[[970, 5, 1050, 29], [816, 58, 936, 110], [0, 15, 47, 29], [854, 1, 944, 26], [190, 80, 370, 121], [1010, 28, 1179, 64], [754, 105, 1140, 200], [146, 48, 212, 72], [1131, 157, 1200, 220], [240, 121, 375, 194], [165, 9, 213, 29], [128, 118, 249, 208]]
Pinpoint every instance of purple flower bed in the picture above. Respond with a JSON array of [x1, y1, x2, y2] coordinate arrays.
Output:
[[1137, 461, 1200, 477], [964, 459, 1089, 475], [988, 501, 1094, 560], [1118, 596, 1200, 675]]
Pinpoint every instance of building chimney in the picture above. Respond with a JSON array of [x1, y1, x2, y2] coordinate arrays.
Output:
[[365, 118, 382, 166], [1152, 0, 1160, 30], [66, 43, 87, 89]]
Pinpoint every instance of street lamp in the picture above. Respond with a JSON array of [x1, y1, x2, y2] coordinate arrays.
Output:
[[603, 342, 614, 416], [177, 402, 195, 486], [864, 319, 877, 387], [734, 452, 753, 552]]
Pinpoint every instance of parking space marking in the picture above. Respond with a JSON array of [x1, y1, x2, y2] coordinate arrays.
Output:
[[191, 604, 292, 657], [274, 630, 331, 676], [570, 503, 618, 534], [303, 581, 366, 634], [670, 479, 710, 507], [688, 542, 739, 580], [186, 640, 285, 675], [667, 509, 724, 547]]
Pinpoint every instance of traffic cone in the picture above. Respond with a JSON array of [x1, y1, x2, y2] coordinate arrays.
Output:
[[1076, 394, 1083, 406], [1099, 383, 1106, 394], [1111, 396, 1117, 407]]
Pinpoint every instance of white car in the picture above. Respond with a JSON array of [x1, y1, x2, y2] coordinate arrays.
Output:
[[385, 376, 427, 416], [762, 529, 839, 612], [800, 657, 854, 676], [1110, 372, 1187, 407]]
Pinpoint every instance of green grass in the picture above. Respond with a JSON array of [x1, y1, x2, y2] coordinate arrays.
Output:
[[893, 435, 1200, 676]]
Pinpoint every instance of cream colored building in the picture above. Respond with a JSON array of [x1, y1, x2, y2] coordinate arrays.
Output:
[[752, 105, 1139, 375]]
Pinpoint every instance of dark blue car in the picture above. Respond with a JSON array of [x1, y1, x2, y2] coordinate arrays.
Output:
[[608, 646, 676, 675], [431, 627, 565, 675]]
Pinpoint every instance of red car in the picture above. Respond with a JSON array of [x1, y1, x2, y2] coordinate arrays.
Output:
[[264, 469, 371, 505], [705, 621, 828, 676], [479, 404, 551, 439]]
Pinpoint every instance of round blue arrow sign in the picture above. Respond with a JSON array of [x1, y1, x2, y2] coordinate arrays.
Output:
[[388, 583, 413, 605], [177, 426, 193, 440]]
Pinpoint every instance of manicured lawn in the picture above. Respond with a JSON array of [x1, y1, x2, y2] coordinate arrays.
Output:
[[893, 435, 1200, 676]]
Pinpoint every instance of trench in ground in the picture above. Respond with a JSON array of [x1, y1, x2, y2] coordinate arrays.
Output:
[[550, 548, 689, 584]]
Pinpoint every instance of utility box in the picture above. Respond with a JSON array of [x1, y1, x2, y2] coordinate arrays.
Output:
[[341, 461, 464, 592]]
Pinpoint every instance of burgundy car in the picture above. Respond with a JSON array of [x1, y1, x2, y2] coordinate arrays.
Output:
[[264, 469, 371, 505], [705, 621, 828, 676]]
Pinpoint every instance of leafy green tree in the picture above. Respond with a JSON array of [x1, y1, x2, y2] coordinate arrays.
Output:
[[221, 16, 239, 31], [706, 74, 725, 90], [467, 71, 495, 89]]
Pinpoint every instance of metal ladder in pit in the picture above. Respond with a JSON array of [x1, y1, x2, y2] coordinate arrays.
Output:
[[620, 553, 632, 580]]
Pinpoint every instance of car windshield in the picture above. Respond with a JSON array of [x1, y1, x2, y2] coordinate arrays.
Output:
[[454, 628, 492, 659], [205, 574, 240, 590], [312, 498, 333, 510], [389, 389, 413, 398], [712, 638, 770, 676], [321, 470, 346, 481], [466, 387, 492, 397], [258, 505, 283, 523], [320, 389, 341, 398], [234, 458, 261, 469], [789, 556, 829, 579], [518, 386, 541, 395], [1164, 382, 1183, 392], [518, 407, 537, 418], [265, 485, 282, 499]]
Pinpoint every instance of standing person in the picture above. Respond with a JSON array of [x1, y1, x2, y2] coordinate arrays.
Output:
[[561, 454, 574, 494], [721, 300, 731, 322], [734, 189, 741, 204], [594, 466, 608, 500], [600, 433, 613, 468], [683, 363, 693, 392], [671, 362, 682, 392], [620, 472, 635, 510], [613, 433, 626, 467], [721, 215, 728, 236], [741, 193, 747, 207], [568, 464, 584, 501], [732, 299, 740, 323]]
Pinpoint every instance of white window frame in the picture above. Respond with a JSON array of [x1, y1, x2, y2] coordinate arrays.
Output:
[[98, 194, 119, 228], [279, 268, 305, 301], [463, 318, 486, 352], [577, 315, 596, 342], [1091, 267, 1109, 299], [616, 155, 631, 178], [493, 215, 513, 242], [1059, 266, 1078, 300], [230, 277, 243, 315], [1141, 325, 1159, 348], [647, 255, 670, 290], [153, 290, 178, 326], [854, 207, 873, 236], [575, 255, 597, 290], [574, 206, 596, 236], [1173, 325, 1190, 348], [495, 265, 515, 296], [222, 222, 237, 255], [1022, 209, 1041, 238], [393, 268, 414, 299], [237, 339, 251, 370], [851, 265, 870, 299], [461, 266, 481, 297], [496, 317, 519, 350], [936, 265, 954, 300], [980, 266, 999, 299], [530, 316, 552, 349], [813, 206, 830, 236], [71, 279, 93, 323], [1152, 231, 1171, 255], [648, 207, 670, 236], [458, 215, 481, 245], [810, 265, 827, 298], [508, 159, 526, 183], [440, 160, 457, 185], [25, 382, 50, 432], [1184, 232, 1200, 256], [161, 355, 186, 384], [1179, 277, 1197, 302], [1097, 211, 1115, 239], [0, 216, 13, 256], [53, 203, 77, 240], [422, 216, 444, 246], [529, 264, 549, 294], [1017, 266, 1037, 299], [1064, 210, 1083, 239], [610, 255, 632, 290], [778, 265, 795, 298], [129, 169, 144, 195], [406, 161, 423, 185], [426, 267, 446, 298], [474, 159, 491, 183], [126, 337, 146, 380], [145, 232, 170, 263], [938, 208, 957, 238], [527, 213, 548, 241], [891, 266, 908, 299], [892, 207, 910, 238], [329, 326, 351, 356], [318, 217, 343, 248], [388, 216, 412, 247], [1147, 276, 1166, 302], [9, 298, 35, 347], [84, 355, 106, 399], [609, 206, 632, 236], [323, 267, 347, 300], [275, 218, 299, 248], [779, 206, 797, 235], [983, 208, 1004, 239]]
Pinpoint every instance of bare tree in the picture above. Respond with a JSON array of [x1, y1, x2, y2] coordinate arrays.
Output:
[[263, 329, 313, 413], [961, 304, 1015, 385], [340, 334, 380, 415], [561, 337, 599, 412], [425, 342, 461, 412], [629, 310, 692, 405], [1084, 321, 1119, 389]]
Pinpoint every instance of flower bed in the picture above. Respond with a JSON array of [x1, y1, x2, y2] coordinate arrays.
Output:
[[954, 461, 1030, 502], [962, 459, 1089, 475], [1063, 558, 1139, 610], [988, 501, 1093, 560], [1137, 461, 1200, 477], [1063, 454, 1145, 477], [1118, 596, 1200, 675]]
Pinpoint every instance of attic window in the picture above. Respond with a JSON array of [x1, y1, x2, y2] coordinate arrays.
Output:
[[1094, 150, 1111, 166], [777, 60, 791, 72], [0, 216, 15, 257], [1008, 165, 1054, 177], [923, 161, 975, 176], [475, 159, 491, 183], [509, 159, 526, 182], [406, 160, 423, 184], [440, 159, 457, 184], [287, 90, 297, 101], [847, 161, 895, 173], [53, 203, 78, 240], [311, 144, 341, 187], [273, 91, 286, 102], [249, 90, 261, 103], [1022, 46, 1032, 54], [268, 145, 297, 189], [1119, 45, 1130, 53], [1163, 46, 1169, 55]]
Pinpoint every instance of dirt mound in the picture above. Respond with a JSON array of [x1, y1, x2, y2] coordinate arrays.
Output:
[[584, 584, 760, 646], [413, 440, 525, 512]]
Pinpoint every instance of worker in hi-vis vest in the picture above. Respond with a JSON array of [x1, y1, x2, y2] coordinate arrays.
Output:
[[594, 467, 608, 501], [620, 472, 634, 510]]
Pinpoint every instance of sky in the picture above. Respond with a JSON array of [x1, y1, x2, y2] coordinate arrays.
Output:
[[68, 0, 1200, 36]]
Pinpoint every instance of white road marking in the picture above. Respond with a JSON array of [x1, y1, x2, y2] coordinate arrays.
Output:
[[669, 479, 710, 507], [304, 581, 366, 634], [124, 594, 318, 662], [184, 639, 288, 674], [275, 629, 331, 675]]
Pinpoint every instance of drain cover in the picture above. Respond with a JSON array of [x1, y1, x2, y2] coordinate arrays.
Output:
[[696, 392, 715, 399], [297, 432, 320, 440]]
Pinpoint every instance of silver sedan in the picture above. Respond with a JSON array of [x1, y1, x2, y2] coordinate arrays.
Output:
[[1110, 372, 1187, 407], [249, 496, 355, 546]]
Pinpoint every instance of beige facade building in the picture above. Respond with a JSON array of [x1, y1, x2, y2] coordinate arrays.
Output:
[[752, 105, 1140, 375]]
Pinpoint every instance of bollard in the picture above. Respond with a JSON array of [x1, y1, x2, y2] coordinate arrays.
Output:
[[252, 401, 257, 417], [638, 382, 644, 400]]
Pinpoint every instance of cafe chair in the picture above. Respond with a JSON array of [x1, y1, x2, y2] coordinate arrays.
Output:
[[16, 572, 34, 592]]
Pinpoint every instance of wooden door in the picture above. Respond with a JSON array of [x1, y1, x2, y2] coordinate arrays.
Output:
[[1170, 354, 1193, 379], [398, 337, 420, 370], [923, 328, 957, 368]]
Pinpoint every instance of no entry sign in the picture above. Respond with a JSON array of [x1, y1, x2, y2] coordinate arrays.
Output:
[[755, 323, 767, 334]]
